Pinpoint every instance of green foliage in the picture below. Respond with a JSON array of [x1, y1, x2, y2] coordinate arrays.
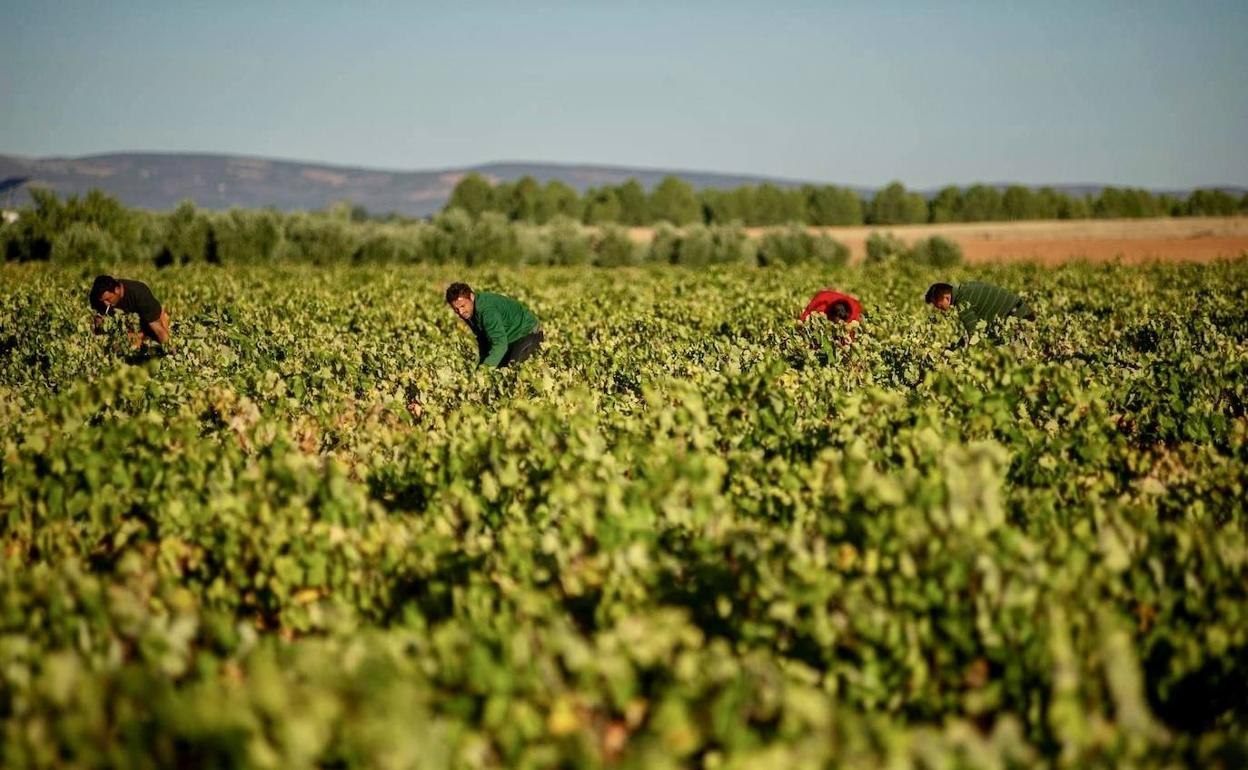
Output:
[[8, 180, 1243, 275], [699, 187, 753, 224], [591, 225, 640, 267], [582, 186, 622, 225], [1002, 185, 1040, 220], [502, 176, 542, 223], [907, 235, 964, 267], [538, 215, 593, 265], [931, 185, 1087, 223], [445, 172, 495, 217], [648, 176, 700, 225], [351, 232, 408, 263], [803, 184, 864, 226], [864, 231, 908, 263], [929, 186, 963, 223], [1030, 186, 1066, 220], [469, 211, 524, 266], [1059, 192, 1092, 220], [1094, 187, 1166, 218], [157, 200, 215, 265], [647, 223, 752, 266], [421, 209, 475, 264], [3, 188, 140, 261], [440, 174, 1237, 228], [864, 232, 962, 268], [867, 181, 927, 225], [2, 258, 1248, 767], [1186, 189, 1240, 217], [647, 223, 681, 264], [755, 224, 849, 266], [49, 222, 121, 264], [615, 179, 648, 226], [212, 209, 285, 263], [536, 180, 583, 224], [282, 211, 358, 264], [749, 183, 805, 225], [960, 184, 1005, 222]]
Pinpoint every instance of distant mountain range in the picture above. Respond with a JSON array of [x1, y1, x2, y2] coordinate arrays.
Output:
[[1, 152, 1243, 217]]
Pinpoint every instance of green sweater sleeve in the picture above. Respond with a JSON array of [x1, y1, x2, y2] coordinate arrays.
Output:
[[479, 310, 510, 367], [958, 305, 982, 335], [472, 292, 539, 367], [953, 282, 1020, 335]]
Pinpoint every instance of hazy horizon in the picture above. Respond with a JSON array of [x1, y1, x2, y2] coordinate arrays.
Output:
[[3, 1, 1246, 188]]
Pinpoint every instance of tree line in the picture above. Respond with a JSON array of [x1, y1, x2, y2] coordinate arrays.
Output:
[[10, 184, 1245, 270], [445, 173, 1248, 226], [7, 188, 955, 268]]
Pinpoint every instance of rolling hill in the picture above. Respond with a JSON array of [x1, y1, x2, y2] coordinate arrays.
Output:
[[0, 152, 1241, 218]]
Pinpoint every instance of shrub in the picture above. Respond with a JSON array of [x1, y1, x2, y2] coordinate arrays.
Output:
[[1185, 189, 1240, 217], [282, 214, 358, 265], [707, 223, 753, 265], [540, 215, 593, 266], [50, 222, 121, 264], [644, 223, 752, 266], [468, 212, 523, 266], [420, 209, 474, 264], [352, 233, 408, 263], [156, 201, 215, 266], [907, 235, 964, 267], [647, 224, 681, 264], [864, 231, 908, 263], [592, 225, 640, 267], [1, 215, 41, 262], [3, 188, 140, 262], [757, 224, 849, 266], [212, 209, 285, 263], [676, 224, 716, 266]]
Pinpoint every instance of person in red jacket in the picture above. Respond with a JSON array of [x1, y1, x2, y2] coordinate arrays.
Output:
[[800, 289, 861, 324], [799, 289, 861, 347]]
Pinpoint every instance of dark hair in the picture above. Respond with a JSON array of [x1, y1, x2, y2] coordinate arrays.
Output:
[[89, 275, 121, 314], [925, 282, 954, 305], [827, 301, 851, 322], [445, 282, 473, 304]]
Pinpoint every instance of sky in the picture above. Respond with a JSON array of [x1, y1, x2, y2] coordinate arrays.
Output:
[[2, 1, 1246, 188]]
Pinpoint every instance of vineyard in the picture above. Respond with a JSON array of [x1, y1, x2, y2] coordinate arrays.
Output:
[[2, 258, 1247, 769]]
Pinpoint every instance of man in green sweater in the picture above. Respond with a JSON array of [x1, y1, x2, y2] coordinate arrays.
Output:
[[446, 282, 543, 368], [925, 281, 1034, 339]]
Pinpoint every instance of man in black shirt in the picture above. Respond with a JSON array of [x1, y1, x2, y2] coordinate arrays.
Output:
[[89, 275, 171, 347]]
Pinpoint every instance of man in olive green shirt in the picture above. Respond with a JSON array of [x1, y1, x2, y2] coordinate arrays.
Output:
[[445, 282, 543, 368], [926, 281, 1034, 339]]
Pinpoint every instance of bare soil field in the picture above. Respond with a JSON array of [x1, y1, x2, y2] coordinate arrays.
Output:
[[627, 216, 1248, 265]]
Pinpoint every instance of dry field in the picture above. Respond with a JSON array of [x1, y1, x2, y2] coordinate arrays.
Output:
[[628, 216, 1248, 264]]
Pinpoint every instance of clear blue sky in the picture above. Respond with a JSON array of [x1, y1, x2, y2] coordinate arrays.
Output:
[[3, 1, 1245, 188]]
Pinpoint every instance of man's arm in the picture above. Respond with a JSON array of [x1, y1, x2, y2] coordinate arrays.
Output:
[[92, 314, 105, 335], [958, 305, 981, 336], [149, 309, 171, 344], [479, 313, 510, 367]]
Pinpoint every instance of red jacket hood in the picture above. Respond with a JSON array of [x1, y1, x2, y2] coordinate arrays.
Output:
[[800, 290, 862, 323]]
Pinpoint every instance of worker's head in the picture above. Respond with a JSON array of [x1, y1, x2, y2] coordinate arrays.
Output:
[[925, 282, 954, 311], [827, 301, 851, 323], [445, 282, 475, 320], [89, 275, 123, 314]]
